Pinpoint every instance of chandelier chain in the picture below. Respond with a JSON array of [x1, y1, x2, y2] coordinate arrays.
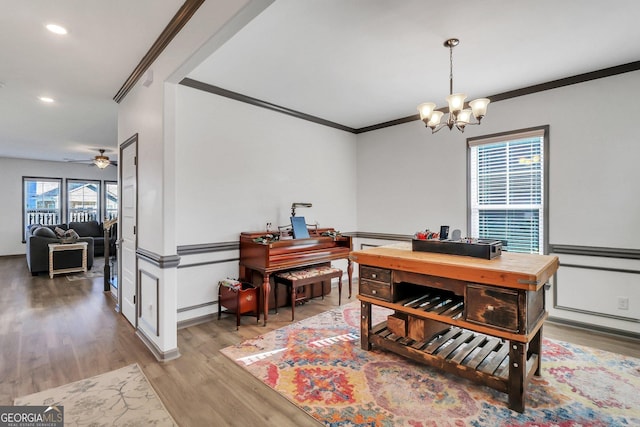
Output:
[[449, 44, 454, 95]]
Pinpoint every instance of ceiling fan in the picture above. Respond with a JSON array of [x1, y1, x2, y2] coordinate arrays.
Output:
[[66, 149, 117, 169]]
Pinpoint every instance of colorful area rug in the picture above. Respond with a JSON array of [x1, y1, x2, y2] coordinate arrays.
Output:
[[221, 301, 640, 426], [14, 363, 176, 426]]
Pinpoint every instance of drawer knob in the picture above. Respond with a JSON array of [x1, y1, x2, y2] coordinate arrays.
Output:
[[372, 273, 377, 278], [486, 305, 495, 311], [372, 289, 377, 294]]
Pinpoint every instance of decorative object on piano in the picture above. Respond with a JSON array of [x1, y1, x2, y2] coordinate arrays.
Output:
[[290, 202, 312, 217], [412, 237, 502, 259], [439, 225, 449, 240], [278, 224, 293, 240], [291, 216, 310, 239], [321, 230, 341, 240], [252, 234, 279, 244]]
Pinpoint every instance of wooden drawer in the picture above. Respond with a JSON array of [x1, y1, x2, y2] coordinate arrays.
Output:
[[360, 266, 391, 283], [466, 284, 519, 332], [360, 278, 392, 301]]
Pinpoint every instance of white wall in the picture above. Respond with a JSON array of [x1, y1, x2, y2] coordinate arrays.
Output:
[[356, 70, 640, 335], [175, 86, 357, 243], [0, 157, 116, 256], [174, 85, 357, 322]]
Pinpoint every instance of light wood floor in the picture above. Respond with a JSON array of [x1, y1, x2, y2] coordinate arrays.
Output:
[[0, 255, 638, 426]]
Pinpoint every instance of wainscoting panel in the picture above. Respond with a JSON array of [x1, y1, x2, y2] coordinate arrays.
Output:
[[138, 269, 160, 337], [549, 249, 640, 336], [176, 247, 240, 324], [555, 265, 639, 322]]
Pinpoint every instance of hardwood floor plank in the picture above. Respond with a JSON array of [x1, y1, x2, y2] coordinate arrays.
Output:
[[0, 255, 637, 426]]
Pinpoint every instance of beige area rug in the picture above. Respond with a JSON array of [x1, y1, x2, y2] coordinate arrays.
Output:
[[66, 258, 105, 281], [14, 363, 177, 426]]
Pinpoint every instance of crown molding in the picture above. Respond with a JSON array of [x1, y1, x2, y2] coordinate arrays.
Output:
[[113, 0, 205, 103], [181, 61, 640, 134]]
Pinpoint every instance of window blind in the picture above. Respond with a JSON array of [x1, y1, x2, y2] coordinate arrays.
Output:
[[469, 128, 546, 254]]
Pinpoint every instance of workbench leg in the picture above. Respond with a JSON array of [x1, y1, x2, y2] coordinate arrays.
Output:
[[530, 326, 543, 376], [360, 301, 372, 351], [508, 341, 526, 413]]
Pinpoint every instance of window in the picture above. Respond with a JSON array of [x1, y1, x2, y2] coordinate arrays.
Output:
[[23, 177, 62, 234], [468, 126, 548, 254], [67, 179, 100, 222], [104, 181, 118, 220]]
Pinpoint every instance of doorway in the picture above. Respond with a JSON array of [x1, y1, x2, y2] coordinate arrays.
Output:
[[119, 135, 138, 327]]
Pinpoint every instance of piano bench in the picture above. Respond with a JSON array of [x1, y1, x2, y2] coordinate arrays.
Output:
[[274, 266, 343, 321]]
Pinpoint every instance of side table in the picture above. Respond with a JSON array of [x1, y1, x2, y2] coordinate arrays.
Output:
[[48, 242, 88, 279]]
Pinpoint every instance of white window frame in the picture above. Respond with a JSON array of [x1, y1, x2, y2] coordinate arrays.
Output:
[[467, 126, 549, 254], [104, 180, 118, 221], [23, 177, 63, 238], [66, 179, 101, 223]]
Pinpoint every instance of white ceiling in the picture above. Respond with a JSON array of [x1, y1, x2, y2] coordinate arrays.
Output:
[[3, 0, 640, 163], [0, 0, 184, 163], [189, 0, 640, 129]]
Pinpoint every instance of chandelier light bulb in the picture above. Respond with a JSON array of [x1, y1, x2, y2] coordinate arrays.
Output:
[[457, 109, 473, 125], [469, 98, 490, 120], [446, 93, 467, 114], [417, 102, 436, 122], [427, 111, 444, 129]]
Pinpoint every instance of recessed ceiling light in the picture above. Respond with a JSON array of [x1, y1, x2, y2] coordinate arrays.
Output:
[[39, 96, 55, 103], [46, 24, 68, 35]]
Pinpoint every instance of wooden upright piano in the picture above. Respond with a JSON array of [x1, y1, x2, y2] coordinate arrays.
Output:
[[239, 228, 352, 325]]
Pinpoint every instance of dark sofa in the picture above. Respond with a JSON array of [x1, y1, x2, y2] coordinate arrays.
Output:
[[25, 221, 116, 276], [67, 221, 116, 256]]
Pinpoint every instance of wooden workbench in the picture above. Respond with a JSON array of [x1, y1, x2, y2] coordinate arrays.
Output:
[[350, 242, 559, 412]]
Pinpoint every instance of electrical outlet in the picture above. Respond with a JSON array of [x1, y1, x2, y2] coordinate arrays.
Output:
[[617, 297, 629, 310]]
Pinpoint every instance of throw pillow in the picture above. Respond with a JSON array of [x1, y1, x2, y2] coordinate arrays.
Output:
[[54, 226, 66, 238], [33, 227, 57, 238], [65, 229, 80, 239]]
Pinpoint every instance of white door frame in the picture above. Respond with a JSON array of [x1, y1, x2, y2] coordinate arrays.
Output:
[[118, 134, 138, 327]]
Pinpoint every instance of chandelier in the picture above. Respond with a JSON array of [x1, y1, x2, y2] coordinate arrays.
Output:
[[417, 38, 490, 133]]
